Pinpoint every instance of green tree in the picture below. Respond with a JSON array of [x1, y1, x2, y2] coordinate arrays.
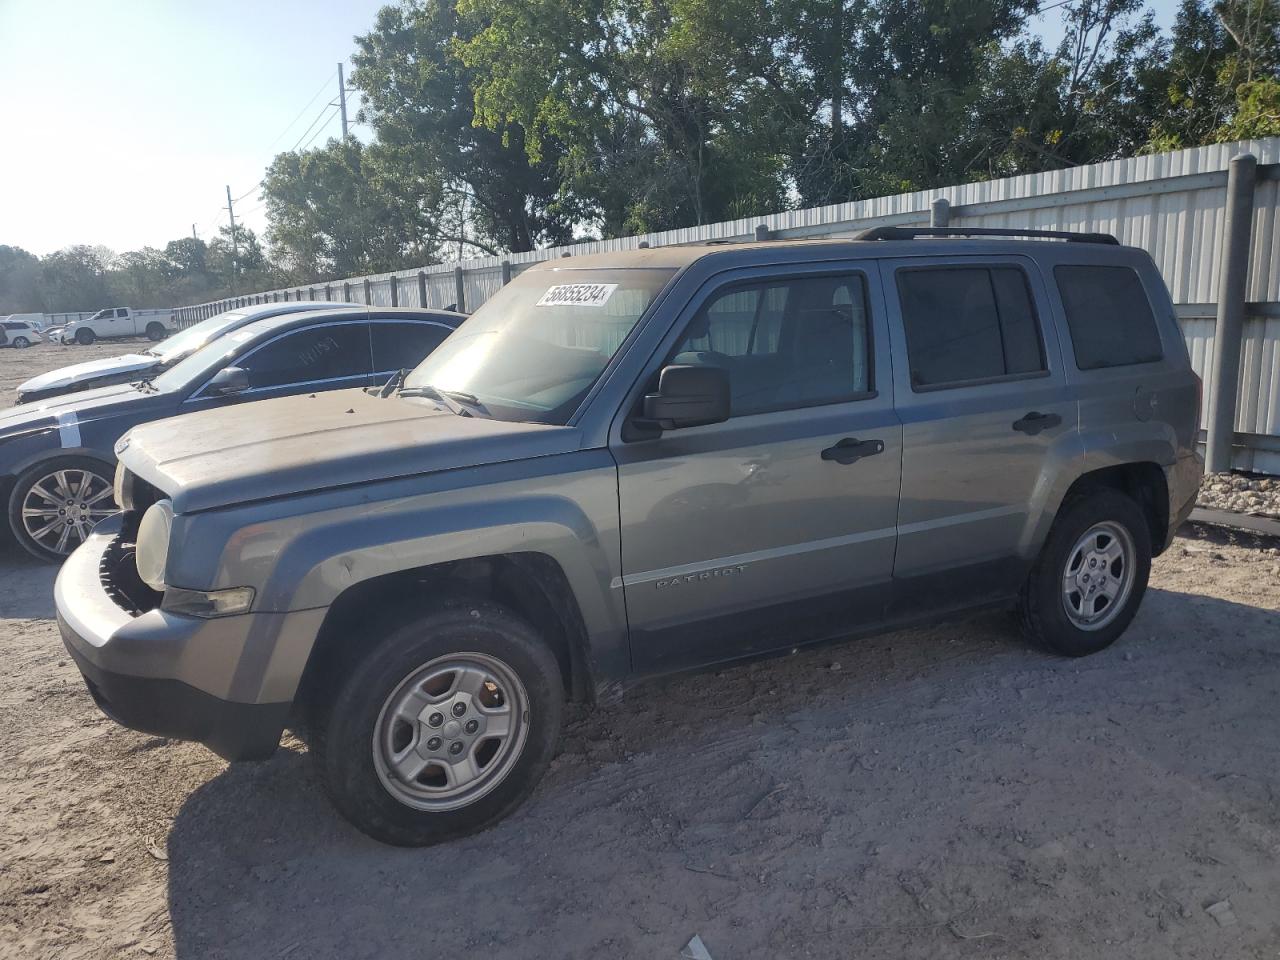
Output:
[[262, 136, 449, 280], [352, 0, 572, 253]]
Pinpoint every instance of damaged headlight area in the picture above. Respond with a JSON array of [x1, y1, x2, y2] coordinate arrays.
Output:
[[134, 499, 174, 592], [161, 585, 256, 618]]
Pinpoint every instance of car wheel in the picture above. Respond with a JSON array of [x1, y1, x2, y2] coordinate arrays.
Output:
[[7, 456, 118, 563], [311, 600, 564, 846], [145, 322, 167, 341], [12, 336, 30, 349], [75, 328, 95, 345], [1019, 488, 1151, 657]]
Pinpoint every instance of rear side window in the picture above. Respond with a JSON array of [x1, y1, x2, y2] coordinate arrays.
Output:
[[897, 267, 1045, 388], [371, 321, 450, 373], [1055, 265, 1163, 369]]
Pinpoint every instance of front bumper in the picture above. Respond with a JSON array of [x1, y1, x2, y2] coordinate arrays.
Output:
[[55, 516, 301, 761]]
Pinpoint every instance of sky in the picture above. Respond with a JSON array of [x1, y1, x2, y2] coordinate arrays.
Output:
[[2, 0, 1183, 259]]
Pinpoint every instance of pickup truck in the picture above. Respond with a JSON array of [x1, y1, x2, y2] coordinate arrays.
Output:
[[56, 229, 1202, 846], [57, 307, 174, 345]]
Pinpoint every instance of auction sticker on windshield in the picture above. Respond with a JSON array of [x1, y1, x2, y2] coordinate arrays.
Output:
[[536, 283, 619, 307]]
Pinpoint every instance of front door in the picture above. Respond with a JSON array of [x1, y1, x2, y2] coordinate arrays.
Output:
[[612, 263, 902, 674], [879, 256, 1076, 615]]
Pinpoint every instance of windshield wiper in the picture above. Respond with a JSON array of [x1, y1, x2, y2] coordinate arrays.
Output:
[[399, 384, 471, 417], [130, 378, 159, 394], [374, 369, 408, 398], [401, 385, 491, 418]]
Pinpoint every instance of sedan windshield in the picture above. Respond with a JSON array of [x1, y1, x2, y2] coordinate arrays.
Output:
[[151, 322, 265, 392], [403, 267, 675, 423], [149, 311, 247, 363]]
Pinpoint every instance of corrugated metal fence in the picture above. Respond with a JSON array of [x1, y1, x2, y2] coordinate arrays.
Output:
[[176, 137, 1280, 472]]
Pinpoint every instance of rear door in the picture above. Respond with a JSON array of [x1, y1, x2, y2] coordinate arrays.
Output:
[[880, 255, 1076, 615], [613, 261, 902, 674]]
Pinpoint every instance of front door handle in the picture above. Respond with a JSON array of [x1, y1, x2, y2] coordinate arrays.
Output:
[[1012, 411, 1062, 435], [821, 437, 885, 464]]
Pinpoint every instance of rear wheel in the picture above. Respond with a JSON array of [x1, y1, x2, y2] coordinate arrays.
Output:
[[311, 600, 564, 846], [11, 336, 30, 349], [7, 456, 117, 562], [1020, 488, 1151, 656], [145, 322, 166, 341], [75, 328, 95, 345]]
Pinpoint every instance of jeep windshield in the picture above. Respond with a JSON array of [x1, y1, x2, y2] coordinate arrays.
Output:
[[403, 267, 675, 424]]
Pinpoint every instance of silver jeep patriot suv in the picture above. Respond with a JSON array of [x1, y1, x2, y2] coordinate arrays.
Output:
[[56, 228, 1202, 845]]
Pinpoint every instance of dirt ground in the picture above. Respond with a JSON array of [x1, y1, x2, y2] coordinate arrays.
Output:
[[2, 341, 1280, 959]]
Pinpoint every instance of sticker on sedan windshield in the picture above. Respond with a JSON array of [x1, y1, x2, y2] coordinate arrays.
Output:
[[536, 283, 619, 307]]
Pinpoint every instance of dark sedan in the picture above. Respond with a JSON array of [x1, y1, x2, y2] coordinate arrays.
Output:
[[1, 306, 462, 561]]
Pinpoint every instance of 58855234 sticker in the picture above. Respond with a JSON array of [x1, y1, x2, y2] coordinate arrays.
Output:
[[535, 283, 619, 308]]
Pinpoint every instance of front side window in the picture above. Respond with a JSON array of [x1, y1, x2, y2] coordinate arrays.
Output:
[[897, 266, 1046, 389], [236, 323, 370, 390], [405, 268, 675, 423], [670, 273, 872, 417], [1055, 265, 1163, 370]]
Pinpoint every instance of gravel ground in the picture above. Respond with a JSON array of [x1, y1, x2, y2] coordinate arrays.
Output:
[[3, 342, 1280, 960], [1198, 473, 1280, 520]]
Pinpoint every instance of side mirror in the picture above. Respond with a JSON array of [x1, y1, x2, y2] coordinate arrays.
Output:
[[641, 364, 730, 430], [207, 366, 249, 396]]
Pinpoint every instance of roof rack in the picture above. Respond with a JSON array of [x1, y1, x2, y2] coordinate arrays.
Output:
[[855, 226, 1119, 245]]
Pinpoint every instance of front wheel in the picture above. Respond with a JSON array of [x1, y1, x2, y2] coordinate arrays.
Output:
[[1020, 488, 1151, 657], [7, 456, 118, 562], [75, 328, 95, 345], [312, 601, 564, 846]]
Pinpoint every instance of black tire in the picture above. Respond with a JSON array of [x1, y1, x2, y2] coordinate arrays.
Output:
[[11, 336, 30, 349], [7, 455, 117, 563], [75, 328, 95, 345], [312, 600, 564, 846], [1020, 488, 1151, 657], [145, 322, 166, 341]]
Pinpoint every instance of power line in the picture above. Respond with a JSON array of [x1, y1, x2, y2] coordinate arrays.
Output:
[[1034, 0, 1076, 13], [265, 70, 338, 153], [294, 103, 341, 152]]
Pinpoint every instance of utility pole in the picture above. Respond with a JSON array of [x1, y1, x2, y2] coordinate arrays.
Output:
[[225, 184, 239, 295], [338, 62, 349, 138], [191, 223, 198, 241]]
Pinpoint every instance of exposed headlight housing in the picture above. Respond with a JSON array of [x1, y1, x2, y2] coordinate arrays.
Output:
[[162, 586, 256, 618], [134, 499, 174, 592]]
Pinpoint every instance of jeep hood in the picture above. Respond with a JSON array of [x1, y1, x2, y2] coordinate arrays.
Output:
[[19, 353, 158, 397], [120, 388, 580, 513]]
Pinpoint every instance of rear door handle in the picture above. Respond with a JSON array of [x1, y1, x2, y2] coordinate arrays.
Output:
[[1012, 411, 1062, 435], [821, 437, 885, 464]]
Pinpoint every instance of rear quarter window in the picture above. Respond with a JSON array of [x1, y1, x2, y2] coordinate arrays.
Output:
[[1054, 265, 1163, 370]]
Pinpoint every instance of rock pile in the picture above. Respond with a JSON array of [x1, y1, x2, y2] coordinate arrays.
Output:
[[1196, 472, 1280, 518]]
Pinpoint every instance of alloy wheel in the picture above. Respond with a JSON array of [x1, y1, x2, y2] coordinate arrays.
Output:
[[21, 468, 116, 555]]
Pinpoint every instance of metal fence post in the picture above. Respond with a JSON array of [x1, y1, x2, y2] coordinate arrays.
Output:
[[1205, 152, 1258, 473], [389, 275, 399, 307], [417, 271, 428, 307], [343, 282, 351, 302], [363, 278, 372, 304], [501, 261, 511, 285], [931, 198, 951, 227], [454, 266, 465, 312]]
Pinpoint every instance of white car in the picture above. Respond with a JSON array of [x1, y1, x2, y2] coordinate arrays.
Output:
[[1, 319, 43, 348]]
